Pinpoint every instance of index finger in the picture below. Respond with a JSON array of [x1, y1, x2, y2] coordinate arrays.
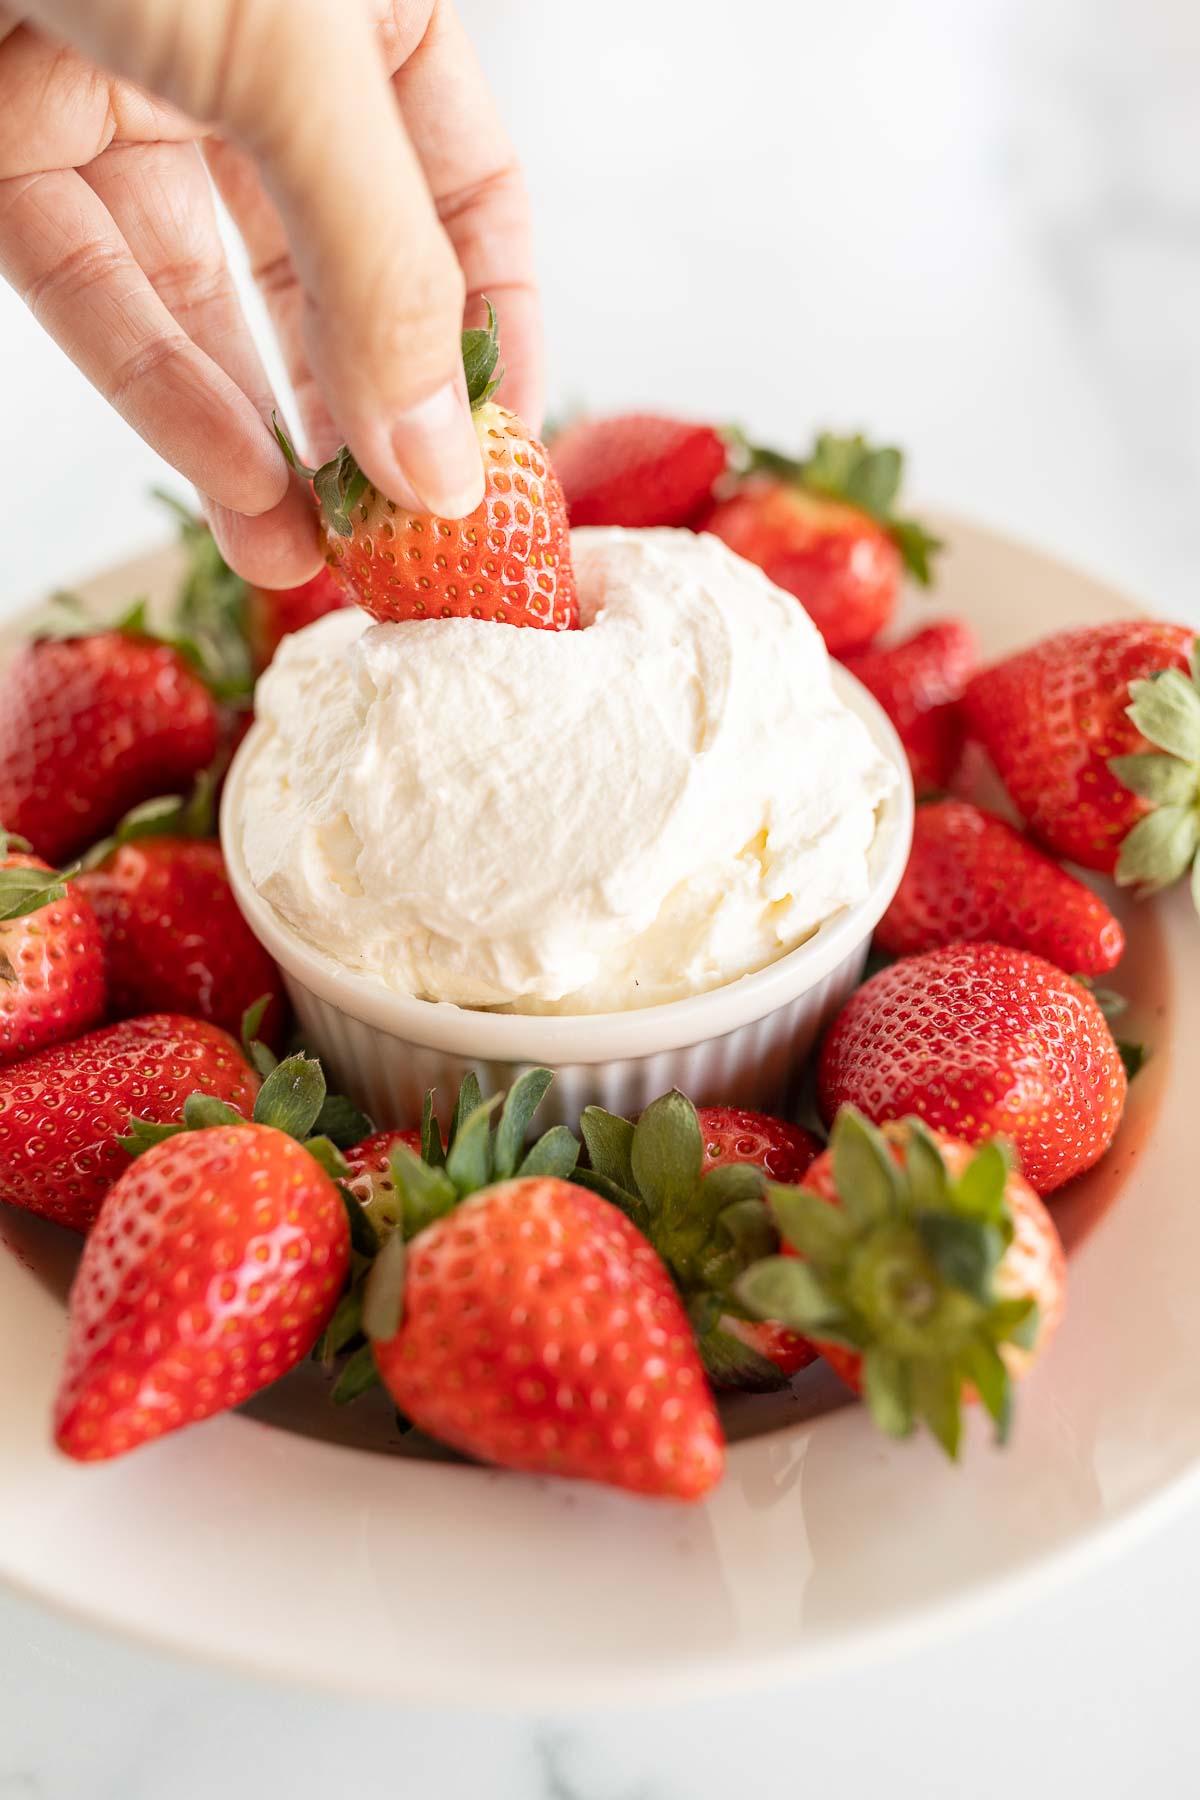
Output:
[[390, 1, 542, 431]]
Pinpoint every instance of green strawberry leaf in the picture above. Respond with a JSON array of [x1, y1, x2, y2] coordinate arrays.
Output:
[[311, 1091, 373, 1151], [462, 298, 503, 410], [419, 1090, 445, 1168], [1115, 804, 1200, 891], [1108, 751, 1196, 807], [331, 1342, 381, 1405], [569, 1165, 652, 1237], [830, 1105, 902, 1228], [862, 1346, 914, 1439], [449, 1072, 484, 1150], [987, 1295, 1040, 1351], [959, 1335, 1013, 1443], [698, 1324, 791, 1393], [493, 1066, 554, 1180], [339, 1185, 380, 1257], [630, 1090, 704, 1227], [0, 862, 72, 922], [580, 1106, 637, 1194], [182, 1094, 246, 1131], [252, 1054, 327, 1141], [735, 1255, 842, 1336], [915, 1213, 1005, 1306], [889, 517, 944, 587], [769, 1184, 854, 1261], [911, 1358, 963, 1461], [949, 1139, 1012, 1228], [1126, 669, 1200, 762], [361, 1229, 408, 1342], [303, 1135, 350, 1181], [444, 1094, 503, 1194], [389, 1141, 459, 1240], [904, 1120, 951, 1212], [119, 1115, 187, 1158], [1119, 1040, 1147, 1080], [317, 1287, 364, 1363], [515, 1125, 579, 1181]]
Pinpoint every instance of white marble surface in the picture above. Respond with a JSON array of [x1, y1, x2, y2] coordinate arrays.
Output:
[[1, 0, 1199, 1792]]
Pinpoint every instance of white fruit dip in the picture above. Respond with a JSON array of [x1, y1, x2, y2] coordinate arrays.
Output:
[[235, 527, 897, 1014]]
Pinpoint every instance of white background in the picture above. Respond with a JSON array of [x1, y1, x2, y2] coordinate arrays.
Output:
[[2, 1, 1199, 1793]]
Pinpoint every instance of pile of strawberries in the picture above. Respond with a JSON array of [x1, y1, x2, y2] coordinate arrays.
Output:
[[1, 309, 1196, 1503]]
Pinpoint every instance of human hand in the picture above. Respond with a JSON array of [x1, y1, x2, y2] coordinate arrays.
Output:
[[0, 0, 540, 584]]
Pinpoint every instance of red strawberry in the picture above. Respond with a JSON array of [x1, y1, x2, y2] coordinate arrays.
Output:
[[963, 622, 1200, 896], [0, 1014, 259, 1230], [368, 1175, 723, 1500], [705, 432, 941, 656], [55, 1122, 349, 1460], [737, 1108, 1064, 1457], [551, 414, 728, 527], [818, 942, 1127, 1193], [343, 1127, 423, 1235], [841, 618, 977, 792], [278, 307, 577, 631], [0, 837, 105, 1064], [246, 567, 349, 672], [0, 630, 220, 864], [78, 819, 284, 1049], [877, 799, 1125, 975]]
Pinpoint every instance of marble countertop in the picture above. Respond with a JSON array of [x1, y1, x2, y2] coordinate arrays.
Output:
[[2, 0, 1199, 1792]]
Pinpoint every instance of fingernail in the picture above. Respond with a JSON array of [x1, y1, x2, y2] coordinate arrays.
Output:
[[391, 375, 484, 518]]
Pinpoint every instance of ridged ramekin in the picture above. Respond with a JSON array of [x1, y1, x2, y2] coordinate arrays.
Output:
[[220, 667, 913, 1130]]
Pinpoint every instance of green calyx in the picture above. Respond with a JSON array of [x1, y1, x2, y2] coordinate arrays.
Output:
[[273, 299, 501, 540], [575, 1091, 788, 1392], [735, 1108, 1038, 1459], [320, 1066, 578, 1401], [0, 834, 77, 925], [1110, 640, 1200, 913], [728, 428, 943, 585]]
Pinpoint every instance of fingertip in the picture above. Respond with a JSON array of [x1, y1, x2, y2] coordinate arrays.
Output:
[[204, 476, 324, 588]]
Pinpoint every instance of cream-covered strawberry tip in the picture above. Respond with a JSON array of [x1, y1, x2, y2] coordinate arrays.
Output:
[[234, 526, 899, 1013]]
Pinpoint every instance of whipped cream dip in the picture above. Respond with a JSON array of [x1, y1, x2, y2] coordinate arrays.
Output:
[[236, 527, 897, 1014]]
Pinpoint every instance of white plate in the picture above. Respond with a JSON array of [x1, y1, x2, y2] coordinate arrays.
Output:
[[0, 517, 1193, 1705]]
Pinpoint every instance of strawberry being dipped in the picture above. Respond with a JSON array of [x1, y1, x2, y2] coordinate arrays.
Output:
[[77, 790, 285, 1049], [577, 1094, 822, 1389], [818, 943, 1127, 1194], [706, 433, 942, 656], [551, 414, 728, 527], [964, 621, 1200, 903], [0, 622, 220, 865], [841, 618, 977, 793], [737, 1108, 1065, 1458], [877, 799, 1126, 975], [55, 1054, 350, 1461], [0, 834, 105, 1064], [0, 1014, 259, 1231], [277, 305, 578, 631]]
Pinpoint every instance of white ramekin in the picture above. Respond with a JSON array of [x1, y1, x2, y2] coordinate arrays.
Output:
[[220, 666, 913, 1129]]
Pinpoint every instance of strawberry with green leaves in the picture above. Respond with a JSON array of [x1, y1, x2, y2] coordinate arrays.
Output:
[[551, 414, 729, 527], [818, 942, 1128, 1194], [0, 1013, 260, 1231], [77, 788, 285, 1049], [877, 799, 1126, 975], [705, 432, 942, 656], [320, 1069, 723, 1500], [964, 621, 1200, 905], [736, 1108, 1065, 1458], [841, 618, 977, 793], [276, 306, 578, 632], [55, 1051, 352, 1461], [0, 832, 105, 1064], [0, 615, 221, 865]]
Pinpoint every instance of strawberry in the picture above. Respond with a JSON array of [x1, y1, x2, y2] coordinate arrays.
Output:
[[77, 793, 284, 1049], [276, 306, 577, 631], [366, 1175, 723, 1500], [246, 567, 349, 671], [342, 1127, 423, 1235], [0, 623, 220, 865], [841, 618, 977, 792], [705, 432, 942, 656], [55, 1050, 351, 1460], [818, 942, 1127, 1193], [876, 799, 1125, 975], [737, 1108, 1064, 1457], [0, 1014, 259, 1231], [963, 622, 1200, 903], [0, 834, 105, 1064], [574, 1095, 821, 1389], [550, 414, 728, 527]]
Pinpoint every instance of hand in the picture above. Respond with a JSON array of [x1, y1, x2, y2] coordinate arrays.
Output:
[[0, 0, 541, 584]]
